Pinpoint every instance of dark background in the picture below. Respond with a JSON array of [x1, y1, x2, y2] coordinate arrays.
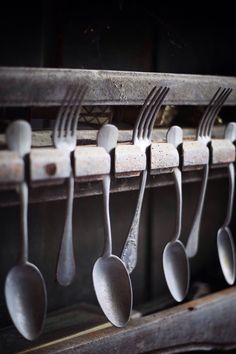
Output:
[[0, 1, 236, 76]]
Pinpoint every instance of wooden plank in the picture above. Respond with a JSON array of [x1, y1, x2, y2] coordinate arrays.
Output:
[[182, 141, 209, 170], [1, 68, 236, 107], [211, 139, 236, 165], [115, 144, 146, 177], [150, 143, 179, 174], [30, 149, 71, 182], [0, 126, 226, 148], [0, 169, 229, 207], [18, 287, 236, 353], [74, 146, 110, 180]]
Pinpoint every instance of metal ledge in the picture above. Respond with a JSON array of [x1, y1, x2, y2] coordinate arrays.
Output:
[[1, 67, 236, 107], [0, 168, 228, 207]]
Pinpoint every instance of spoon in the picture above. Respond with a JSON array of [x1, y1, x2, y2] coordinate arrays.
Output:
[[92, 124, 133, 327], [4, 120, 47, 341], [162, 126, 190, 302], [217, 122, 236, 285]]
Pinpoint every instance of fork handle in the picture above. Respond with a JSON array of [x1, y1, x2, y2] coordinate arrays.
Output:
[[186, 163, 209, 258], [121, 169, 147, 274], [56, 172, 76, 286]]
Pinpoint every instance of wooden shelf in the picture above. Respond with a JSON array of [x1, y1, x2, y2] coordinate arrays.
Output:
[[0, 168, 228, 207], [1, 68, 236, 107], [2, 287, 236, 354]]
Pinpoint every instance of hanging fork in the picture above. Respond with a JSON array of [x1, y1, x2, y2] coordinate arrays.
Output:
[[53, 85, 87, 286], [121, 86, 169, 273], [186, 87, 232, 258]]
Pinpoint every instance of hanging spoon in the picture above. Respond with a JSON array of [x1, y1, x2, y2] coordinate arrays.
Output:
[[217, 122, 236, 285], [4, 120, 47, 340], [162, 126, 190, 302], [92, 124, 133, 327]]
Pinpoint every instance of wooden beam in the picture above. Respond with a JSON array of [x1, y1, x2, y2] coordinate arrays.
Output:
[[19, 287, 236, 354], [1, 67, 236, 107]]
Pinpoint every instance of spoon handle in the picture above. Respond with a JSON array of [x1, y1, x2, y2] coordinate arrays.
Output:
[[223, 162, 235, 228], [102, 174, 112, 257], [173, 167, 182, 241], [186, 163, 209, 258], [18, 181, 28, 264], [121, 169, 147, 274], [56, 172, 76, 286]]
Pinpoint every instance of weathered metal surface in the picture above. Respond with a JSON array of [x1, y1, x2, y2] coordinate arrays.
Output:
[[0, 126, 225, 148], [182, 141, 209, 171], [1, 67, 236, 107], [74, 146, 110, 180], [18, 287, 236, 354], [0, 169, 229, 207], [0, 151, 23, 185], [211, 139, 236, 165], [150, 142, 179, 174], [30, 149, 71, 182], [115, 144, 146, 178]]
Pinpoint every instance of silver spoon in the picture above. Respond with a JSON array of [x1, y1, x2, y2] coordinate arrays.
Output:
[[4, 120, 47, 341], [92, 124, 133, 327], [217, 122, 236, 285], [163, 126, 190, 302]]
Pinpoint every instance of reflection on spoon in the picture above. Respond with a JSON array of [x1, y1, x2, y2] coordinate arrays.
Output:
[[4, 121, 47, 340], [217, 122, 236, 285], [163, 126, 190, 302], [92, 124, 132, 327]]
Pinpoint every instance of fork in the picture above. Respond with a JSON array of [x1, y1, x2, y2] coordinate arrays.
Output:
[[53, 85, 87, 286], [186, 87, 232, 258], [121, 86, 169, 273]]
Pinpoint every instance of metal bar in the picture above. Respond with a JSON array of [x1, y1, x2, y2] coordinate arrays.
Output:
[[1, 67, 236, 106]]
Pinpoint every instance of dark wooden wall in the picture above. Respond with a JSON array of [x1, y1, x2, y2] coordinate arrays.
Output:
[[0, 2, 236, 75]]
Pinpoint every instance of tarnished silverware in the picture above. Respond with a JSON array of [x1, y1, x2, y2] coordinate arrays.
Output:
[[186, 87, 232, 258], [217, 122, 236, 285], [121, 86, 169, 273], [5, 121, 47, 340], [53, 85, 87, 286], [92, 124, 132, 327], [163, 126, 190, 302]]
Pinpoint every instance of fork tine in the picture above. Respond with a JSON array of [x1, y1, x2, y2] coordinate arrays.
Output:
[[202, 88, 227, 137], [64, 85, 83, 135], [68, 85, 87, 137], [60, 85, 79, 136], [53, 87, 74, 142], [197, 87, 222, 138], [205, 88, 232, 138], [145, 87, 169, 140], [137, 87, 164, 140], [132, 86, 158, 142]]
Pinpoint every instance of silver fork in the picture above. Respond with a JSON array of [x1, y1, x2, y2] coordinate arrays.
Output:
[[121, 86, 169, 273], [186, 87, 232, 258], [53, 85, 87, 286]]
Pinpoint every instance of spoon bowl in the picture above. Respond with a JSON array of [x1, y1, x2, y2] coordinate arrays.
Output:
[[5, 263, 47, 341], [163, 240, 190, 302], [93, 255, 132, 327], [217, 226, 236, 285], [93, 124, 132, 327], [4, 120, 47, 340]]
